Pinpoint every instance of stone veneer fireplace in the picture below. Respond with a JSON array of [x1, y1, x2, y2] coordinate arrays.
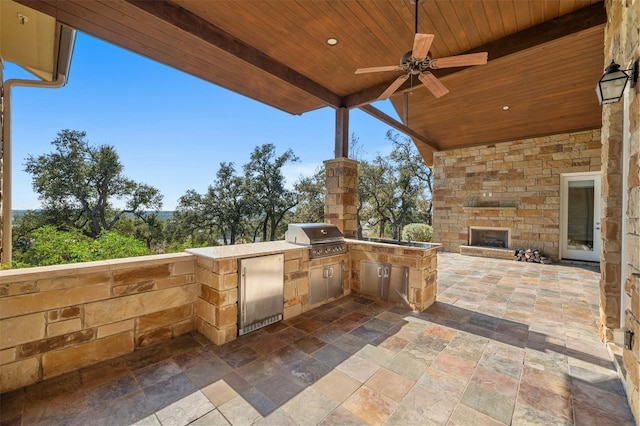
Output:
[[431, 129, 602, 261]]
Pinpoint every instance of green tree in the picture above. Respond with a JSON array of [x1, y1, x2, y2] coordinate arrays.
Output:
[[292, 167, 325, 223], [11, 210, 48, 255], [175, 162, 250, 245], [357, 132, 433, 240], [349, 134, 369, 239], [24, 129, 163, 238], [173, 190, 220, 246], [213, 163, 252, 244], [244, 144, 299, 242], [174, 144, 300, 244], [387, 131, 434, 225], [133, 213, 166, 251], [358, 158, 391, 238]]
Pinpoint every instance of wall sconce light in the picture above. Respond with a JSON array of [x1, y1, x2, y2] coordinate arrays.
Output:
[[595, 59, 638, 105]]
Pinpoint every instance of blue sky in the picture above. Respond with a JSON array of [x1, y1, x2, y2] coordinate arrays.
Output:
[[7, 32, 400, 210]]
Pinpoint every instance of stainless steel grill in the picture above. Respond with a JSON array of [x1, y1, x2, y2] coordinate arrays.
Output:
[[286, 223, 347, 259]]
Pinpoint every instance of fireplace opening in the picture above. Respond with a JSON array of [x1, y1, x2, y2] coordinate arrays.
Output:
[[469, 227, 510, 248]]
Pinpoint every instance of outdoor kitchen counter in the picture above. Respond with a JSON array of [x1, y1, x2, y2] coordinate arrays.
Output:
[[186, 238, 442, 261], [186, 240, 302, 260], [187, 238, 438, 346], [345, 238, 439, 312], [188, 240, 311, 346]]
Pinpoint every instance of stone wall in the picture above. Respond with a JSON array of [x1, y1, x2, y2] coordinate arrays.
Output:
[[195, 257, 238, 346], [282, 247, 308, 319], [603, 0, 639, 420], [432, 129, 602, 260], [0, 253, 197, 393]]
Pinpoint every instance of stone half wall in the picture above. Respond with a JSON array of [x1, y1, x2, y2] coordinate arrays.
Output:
[[0, 253, 197, 393], [432, 129, 602, 261]]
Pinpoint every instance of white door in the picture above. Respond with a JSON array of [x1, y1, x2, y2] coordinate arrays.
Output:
[[560, 172, 601, 262]]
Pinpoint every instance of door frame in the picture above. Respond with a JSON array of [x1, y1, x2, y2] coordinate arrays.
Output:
[[559, 171, 601, 262]]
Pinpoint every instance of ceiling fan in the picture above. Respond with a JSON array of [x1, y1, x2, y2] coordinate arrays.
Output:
[[355, 1, 488, 100]]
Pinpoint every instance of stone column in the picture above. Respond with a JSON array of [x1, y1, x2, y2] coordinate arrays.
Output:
[[602, 0, 639, 420], [599, 100, 623, 341], [324, 158, 358, 238]]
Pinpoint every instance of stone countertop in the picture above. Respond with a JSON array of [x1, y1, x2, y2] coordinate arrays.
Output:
[[346, 238, 441, 250], [186, 241, 303, 260], [186, 238, 441, 261]]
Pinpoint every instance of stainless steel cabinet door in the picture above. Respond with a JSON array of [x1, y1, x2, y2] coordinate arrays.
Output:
[[327, 263, 344, 300], [360, 260, 383, 297], [360, 261, 408, 305], [309, 262, 343, 305], [386, 265, 409, 304], [238, 254, 284, 329], [309, 265, 326, 305]]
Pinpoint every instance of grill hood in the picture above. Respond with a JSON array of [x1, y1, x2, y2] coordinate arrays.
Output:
[[285, 223, 344, 245]]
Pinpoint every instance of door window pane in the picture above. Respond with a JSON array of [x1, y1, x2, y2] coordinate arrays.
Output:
[[566, 180, 594, 251]]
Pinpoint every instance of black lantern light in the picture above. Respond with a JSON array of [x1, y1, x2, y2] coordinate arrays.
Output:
[[596, 60, 638, 105]]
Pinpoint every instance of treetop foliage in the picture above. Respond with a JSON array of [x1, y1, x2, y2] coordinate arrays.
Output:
[[174, 143, 300, 246], [356, 132, 433, 240], [14, 226, 150, 267], [24, 129, 163, 239]]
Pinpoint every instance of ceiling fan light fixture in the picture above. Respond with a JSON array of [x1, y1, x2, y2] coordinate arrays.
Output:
[[353, 0, 486, 100]]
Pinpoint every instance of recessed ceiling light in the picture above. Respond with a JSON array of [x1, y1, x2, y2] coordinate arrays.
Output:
[[502, 105, 510, 111], [326, 38, 338, 46]]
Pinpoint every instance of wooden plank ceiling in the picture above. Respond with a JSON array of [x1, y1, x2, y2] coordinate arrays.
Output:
[[15, 0, 606, 165]]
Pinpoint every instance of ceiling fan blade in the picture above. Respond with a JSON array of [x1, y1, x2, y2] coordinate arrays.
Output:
[[418, 72, 449, 98], [412, 33, 434, 60], [430, 52, 488, 69], [378, 74, 410, 100], [355, 65, 403, 74]]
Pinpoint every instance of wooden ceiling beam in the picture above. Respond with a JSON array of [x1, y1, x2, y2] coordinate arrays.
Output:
[[343, 2, 607, 108], [125, 0, 343, 109], [358, 104, 440, 151]]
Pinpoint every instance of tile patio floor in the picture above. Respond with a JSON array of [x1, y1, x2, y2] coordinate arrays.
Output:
[[0, 253, 635, 425]]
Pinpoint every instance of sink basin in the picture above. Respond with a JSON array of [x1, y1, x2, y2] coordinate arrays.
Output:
[[357, 238, 438, 249]]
